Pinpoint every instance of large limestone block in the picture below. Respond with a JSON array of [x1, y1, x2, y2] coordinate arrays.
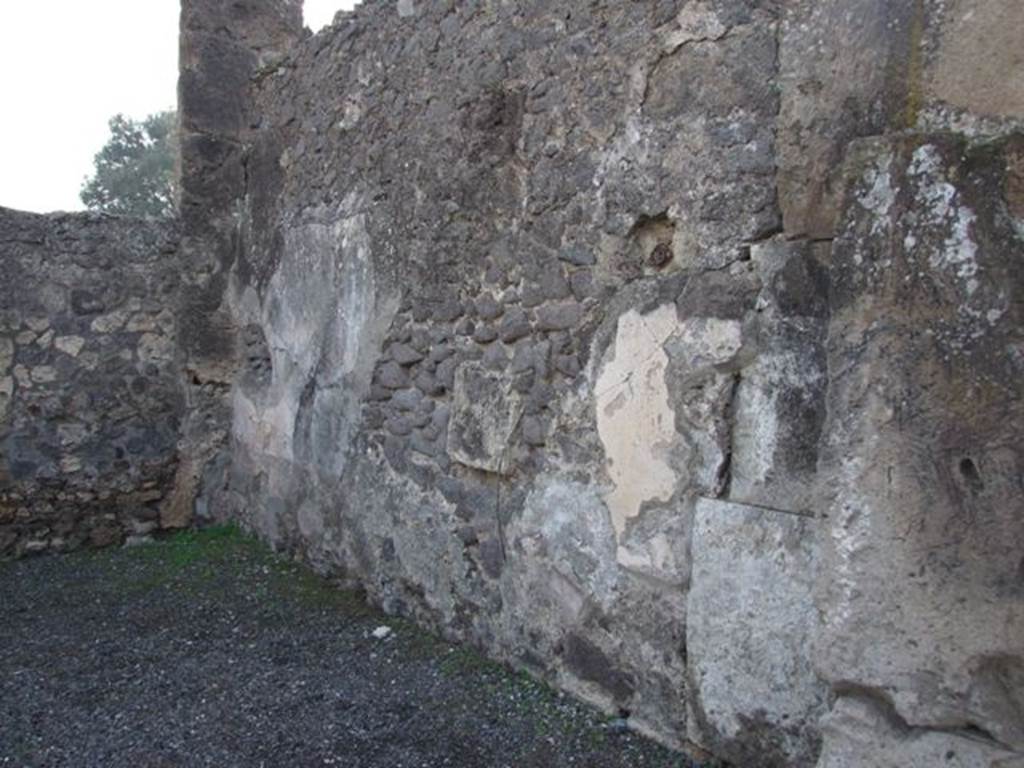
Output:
[[818, 134, 1024, 752], [687, 498, 825, 767], [777, 0, 916, 238], [818, 697, 1024, 768], [778, 0, 1023, 240], [925, 0, 1024, 122], [730, 240, 830, 513]]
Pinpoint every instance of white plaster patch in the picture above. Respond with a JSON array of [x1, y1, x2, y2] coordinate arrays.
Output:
[[595, 305, 680, 539], [615, 513, 692, 586]]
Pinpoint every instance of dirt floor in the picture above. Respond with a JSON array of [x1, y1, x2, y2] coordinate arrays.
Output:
[[0, 527, 706, 767]]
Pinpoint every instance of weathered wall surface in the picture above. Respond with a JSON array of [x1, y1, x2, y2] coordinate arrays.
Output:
[[816, 133, 1024, 768], [0, 209, 182, 557], [174, 0, 1024, 765], [174, 0, 304, 526]]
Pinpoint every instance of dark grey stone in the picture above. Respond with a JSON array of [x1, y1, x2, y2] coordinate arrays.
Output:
[[385, 416, 413, 437], [563, 634, 636, 701], [479, 538, 504, 579], [554, 354, 581, 379], [473, 325, 498, 344], [390, 343, 425, 366], [435, 357, 459, 390], [481, 343, 508, 371], [409, 432, 441, 458], [377, 362, 411, 390], [0, 209, 182, 557], [415, 371, 444, 397], [475, 295, 503, 321], [499, 308, 532, 343], [535, 301, 583, 332], [569, 270, 596, 301], [428, 343, 455, 363], [432, 298, 465, 323], [559, 246, 596, 266], [391, 389, 424, 412], [521, 415, 549, 447]]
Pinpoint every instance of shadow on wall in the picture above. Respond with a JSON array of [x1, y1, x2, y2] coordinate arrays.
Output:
[[304, 0, 363, 32]]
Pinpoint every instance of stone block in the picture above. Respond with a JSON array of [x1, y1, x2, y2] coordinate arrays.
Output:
[[818, 697, 1024, 768], [777, 0, 915, 238], [925, 0, 1024, 123], [687, 498, 825, 768], [447, 362, 523, 474], [729, 240, 829, 513], [817, 134, 1024, 751]]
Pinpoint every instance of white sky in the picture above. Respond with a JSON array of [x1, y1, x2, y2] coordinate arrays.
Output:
[[0, 0, 356, 214], [306, 0, 359, 32]]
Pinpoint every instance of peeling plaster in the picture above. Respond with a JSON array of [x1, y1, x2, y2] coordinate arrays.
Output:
[[233, 211, 377, 473], [595, 305, 680, 541]]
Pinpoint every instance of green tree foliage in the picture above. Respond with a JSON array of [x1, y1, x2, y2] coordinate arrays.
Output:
[[80, 111, 178, 218]]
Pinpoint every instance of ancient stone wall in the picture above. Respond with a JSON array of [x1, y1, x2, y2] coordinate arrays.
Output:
[[174, 0, 304, 525], [0, 209, 183, 556], [171, 1, 1023, 765], [815, 131, 1024, 768]]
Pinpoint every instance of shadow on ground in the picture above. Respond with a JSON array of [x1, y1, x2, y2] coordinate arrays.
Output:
[[0, 527, 712, 767]]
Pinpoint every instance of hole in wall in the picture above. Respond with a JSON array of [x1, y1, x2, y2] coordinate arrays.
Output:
[[303, 0, 361, 33], [634, 212, 676, 269], [241, 324, 273, 390], [958, 457, 984, 493]]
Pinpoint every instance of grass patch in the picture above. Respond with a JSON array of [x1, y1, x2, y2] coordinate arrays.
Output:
[[114, 523, 247, 593], [80, 524, 368, 618], [438, 644, 498, 677]]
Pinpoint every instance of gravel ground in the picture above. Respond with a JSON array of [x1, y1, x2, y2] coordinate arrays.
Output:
[[0, 527, 705, 768]]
